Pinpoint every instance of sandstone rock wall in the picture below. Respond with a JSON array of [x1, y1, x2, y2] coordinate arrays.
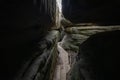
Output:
[[0, 0, 60, 80], [15, 30, 60, 80]]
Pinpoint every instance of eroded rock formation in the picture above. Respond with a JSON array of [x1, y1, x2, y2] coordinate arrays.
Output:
[[71, 30, 120, 80], [1, 0, 120, 80], [0, 0, 60, 80]]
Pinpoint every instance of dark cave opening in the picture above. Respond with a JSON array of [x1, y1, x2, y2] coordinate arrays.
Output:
[[62, 0, 120, 25]]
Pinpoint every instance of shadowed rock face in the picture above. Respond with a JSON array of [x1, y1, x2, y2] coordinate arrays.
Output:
[[0, 0, 57, 80], [62, 0, 120, 25], [0, 0, 56, 48], [73, 30, 120, 80]]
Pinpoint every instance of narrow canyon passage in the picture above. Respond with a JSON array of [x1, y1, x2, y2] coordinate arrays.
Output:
[[53, 35, 71, 80], [53, 42, 70, 80], [1, 0, 120, 80], [53, 24, 120, 80]]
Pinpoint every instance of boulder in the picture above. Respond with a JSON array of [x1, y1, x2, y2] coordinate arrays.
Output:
[[71, 30, 120, 80]]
